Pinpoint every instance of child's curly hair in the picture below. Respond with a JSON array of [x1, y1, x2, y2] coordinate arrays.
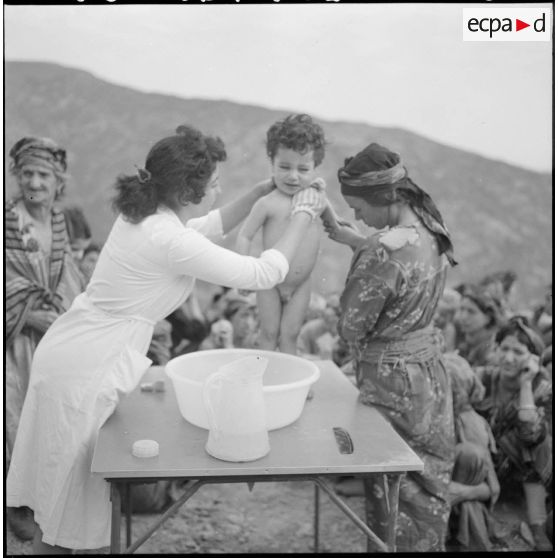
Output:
[[266, 114, 326, 166]]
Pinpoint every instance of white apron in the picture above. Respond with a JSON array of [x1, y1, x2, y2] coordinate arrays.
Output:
[[6, 207, 288, 548]]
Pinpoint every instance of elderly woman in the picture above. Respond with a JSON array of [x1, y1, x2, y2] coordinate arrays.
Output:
[[324, 143, 457, 552], [6, 124, 326, 554], [5, 137, 85, 540], [455, 284, 503, 369], [477, 317, 552, 551]]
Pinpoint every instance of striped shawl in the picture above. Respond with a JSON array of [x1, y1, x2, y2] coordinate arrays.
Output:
[[5, 199, 73, 346]]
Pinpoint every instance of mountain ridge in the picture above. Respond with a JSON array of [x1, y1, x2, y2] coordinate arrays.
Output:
[[5, 60, 552, 305]]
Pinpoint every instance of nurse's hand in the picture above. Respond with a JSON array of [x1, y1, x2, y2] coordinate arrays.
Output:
[[26, 309, 59, 334]]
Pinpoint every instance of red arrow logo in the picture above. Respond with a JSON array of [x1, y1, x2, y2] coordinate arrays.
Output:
[[516, 19, 530, 31]]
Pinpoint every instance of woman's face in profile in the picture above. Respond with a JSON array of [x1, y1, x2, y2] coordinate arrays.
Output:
[[192, 168, 222, 216], [343, 195, 389, 229]]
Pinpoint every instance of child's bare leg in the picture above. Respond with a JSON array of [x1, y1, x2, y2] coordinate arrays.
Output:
[[32, 527, 72, 554], [278, 279, 312, 355], [256, 289, 282, 351]]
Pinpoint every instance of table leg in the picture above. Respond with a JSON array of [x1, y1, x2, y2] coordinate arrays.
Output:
[[110, 482, 123, 554], [385, 473, 403, 552], [125, 483, 132, 548], [314, 477, 387, 552], [313, 484, 320, 553], [124, 479, 205, 554]]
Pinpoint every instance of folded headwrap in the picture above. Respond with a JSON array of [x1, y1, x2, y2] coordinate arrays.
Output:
[[461, 284, 505, 328], [9, 136, 68, 176], [506, 315, 545, 356], [338, 143, 457, 266]]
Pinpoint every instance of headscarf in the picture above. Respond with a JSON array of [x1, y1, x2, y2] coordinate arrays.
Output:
[[497, 315, 546, 356], [460, 284, 505, 328], [9, 136, 68, 179], [337, 142, 457, 266]]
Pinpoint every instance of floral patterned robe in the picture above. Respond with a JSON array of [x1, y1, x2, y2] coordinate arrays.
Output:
[[338, 223, 455, 552]]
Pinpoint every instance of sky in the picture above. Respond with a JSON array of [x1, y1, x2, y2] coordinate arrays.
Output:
[[3, 2, 553, 173]]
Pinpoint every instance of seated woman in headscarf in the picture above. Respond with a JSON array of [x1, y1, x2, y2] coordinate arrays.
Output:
[[444, 352, 500, 551], [478, 317, 552, 551], [455, 284, 504, 370], [323, 142, 457, 552]]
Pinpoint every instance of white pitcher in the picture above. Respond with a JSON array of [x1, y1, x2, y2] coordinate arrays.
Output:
[[203, 355, 270, 462]]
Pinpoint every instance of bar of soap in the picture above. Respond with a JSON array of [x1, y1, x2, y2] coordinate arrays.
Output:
[[132, 439, 159, 458]]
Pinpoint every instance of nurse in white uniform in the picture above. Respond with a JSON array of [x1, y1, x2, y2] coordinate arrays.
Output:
[[6, 124, 326, 554]]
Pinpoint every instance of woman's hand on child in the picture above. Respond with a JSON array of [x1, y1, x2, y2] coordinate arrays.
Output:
[[291, 186, 327, 220]]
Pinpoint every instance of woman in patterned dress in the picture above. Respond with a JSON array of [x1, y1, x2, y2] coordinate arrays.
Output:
[[323, 142, 457, 552]]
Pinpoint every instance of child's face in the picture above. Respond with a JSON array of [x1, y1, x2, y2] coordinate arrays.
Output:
[[271, 146, 316, 196]]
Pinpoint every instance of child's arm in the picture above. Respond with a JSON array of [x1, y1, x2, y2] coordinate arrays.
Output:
[[321, 200, 367, 252], [219, 178, 274, 234], [320, 198, 339, 230], [320, 197, 354, 229], [235, 197, 269, 255]]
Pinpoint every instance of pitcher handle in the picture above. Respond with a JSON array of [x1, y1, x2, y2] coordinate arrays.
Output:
[[202, 371, 225, 437]]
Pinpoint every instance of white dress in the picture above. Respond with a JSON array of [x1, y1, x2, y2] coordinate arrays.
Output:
[[6, 206, 289, 549]]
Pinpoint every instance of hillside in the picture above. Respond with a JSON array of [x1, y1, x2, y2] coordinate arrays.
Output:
[[4, 61, 553, 305]]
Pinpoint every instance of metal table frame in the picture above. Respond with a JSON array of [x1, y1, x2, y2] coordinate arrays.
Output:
[[93, 362, 422, 554], [109, 473, 403, 554]]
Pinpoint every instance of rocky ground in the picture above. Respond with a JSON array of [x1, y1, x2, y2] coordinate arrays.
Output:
[[7, 478, 542, 555]]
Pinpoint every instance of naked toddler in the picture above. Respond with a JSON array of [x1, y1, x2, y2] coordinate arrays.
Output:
[[236, 114, 327, 354]]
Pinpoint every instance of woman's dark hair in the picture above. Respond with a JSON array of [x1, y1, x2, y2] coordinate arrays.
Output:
[[112, 125, 227, 223], [266, 114, 326, 166], [495, 315, 545, 356]]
